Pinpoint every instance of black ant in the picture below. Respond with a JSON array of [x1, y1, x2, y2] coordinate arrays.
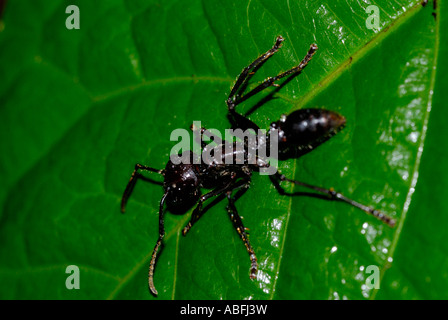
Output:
[[121, 36, 396, 296]]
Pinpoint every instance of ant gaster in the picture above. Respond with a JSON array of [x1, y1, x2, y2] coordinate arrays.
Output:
[[121, 36, 396, 296]]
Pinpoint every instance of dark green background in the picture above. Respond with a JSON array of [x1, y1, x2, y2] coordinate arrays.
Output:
[[0, 0, 446, 299]]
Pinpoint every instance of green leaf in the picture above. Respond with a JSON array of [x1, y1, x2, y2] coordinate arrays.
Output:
[[0, 0, 445, 299]]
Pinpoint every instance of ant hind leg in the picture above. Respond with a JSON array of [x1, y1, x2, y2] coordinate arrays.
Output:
[[226, 36, 285, 132], [227, 35, 285, 110], [233, 43, 318, 106], [273, 172, 396, 227]]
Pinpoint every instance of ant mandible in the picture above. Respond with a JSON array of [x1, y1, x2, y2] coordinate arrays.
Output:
[[121, 36, 396, 296]]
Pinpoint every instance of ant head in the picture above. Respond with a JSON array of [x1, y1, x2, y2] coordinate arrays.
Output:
[[270, 108, 346, 155], [163, 151, 201, 214]]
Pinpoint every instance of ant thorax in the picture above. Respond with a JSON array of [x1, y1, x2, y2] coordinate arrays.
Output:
[[169, 122, 278, 175]]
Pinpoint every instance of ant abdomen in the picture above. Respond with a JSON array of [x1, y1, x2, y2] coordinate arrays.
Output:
[[271, 108, 346, 153]]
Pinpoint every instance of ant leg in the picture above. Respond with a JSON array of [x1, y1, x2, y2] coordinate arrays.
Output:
[[227, 36, 285, 132], [226, 190, 258, 280], [182, 183, 232, 236], [121, 164, 164, 213], [148, 191, 169, 296], [233, 43, 318, 107], [227, 36, 285, 110], [274, 172, 396, 227], [182, 177, 250, 236], [190, 123, 222, 149]]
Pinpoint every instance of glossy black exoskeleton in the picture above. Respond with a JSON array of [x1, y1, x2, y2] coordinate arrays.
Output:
[[121, 36, 396, 296]]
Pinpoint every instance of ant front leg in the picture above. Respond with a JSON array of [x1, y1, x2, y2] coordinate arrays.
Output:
[[226, 189, 258, 280], [148, 191, 169, 296], [121, 164, 164, 213], [274, 172, 396, 227], [182, 177, 250, 236]]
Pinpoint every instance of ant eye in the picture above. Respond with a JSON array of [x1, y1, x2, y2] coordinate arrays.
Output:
[[280, 114, 287, 122]]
